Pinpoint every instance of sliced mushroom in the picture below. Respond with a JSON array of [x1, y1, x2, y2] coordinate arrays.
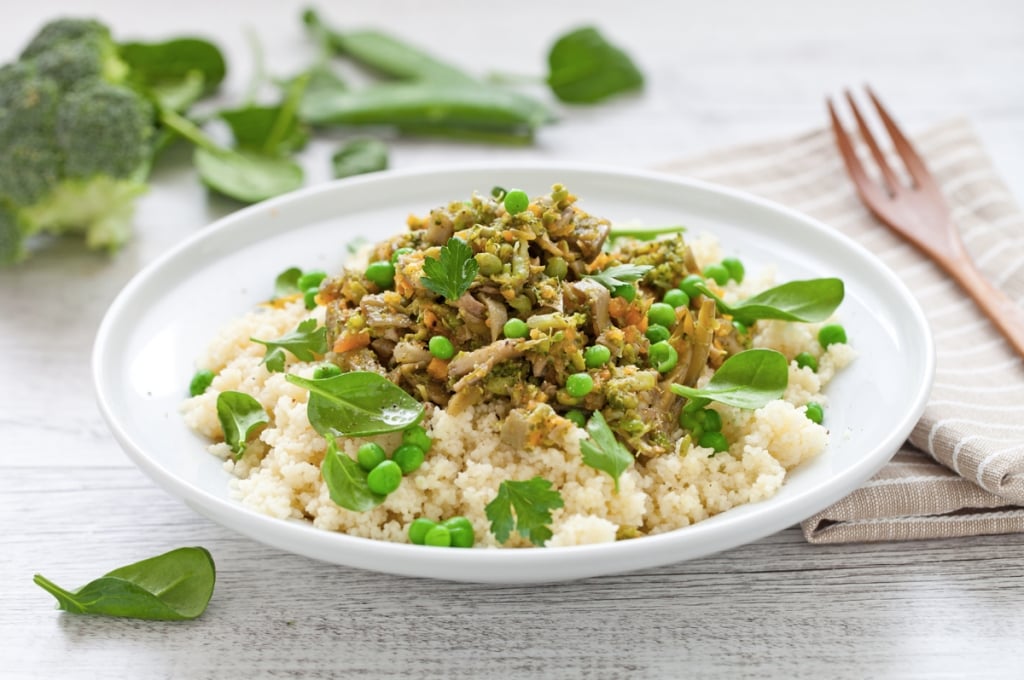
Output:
[[563, 278, 611, 335], [392, 341, 432, 364], [482, 296, 508, 343]]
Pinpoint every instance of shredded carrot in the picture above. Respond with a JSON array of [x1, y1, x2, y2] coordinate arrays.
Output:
[[427, 357, 449, 380], [332, 331, 371, 353]]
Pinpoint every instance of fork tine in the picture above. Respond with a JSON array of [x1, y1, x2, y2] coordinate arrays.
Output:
[[844, 90, 902, 196], [866, 86, 939, 193], [827, 98, 886, 207]]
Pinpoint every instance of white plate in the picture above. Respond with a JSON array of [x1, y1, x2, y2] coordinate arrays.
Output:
[[93, 164, 934, 583]]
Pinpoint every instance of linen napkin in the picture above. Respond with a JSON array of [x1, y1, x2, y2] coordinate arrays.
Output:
[[658, 118, 1024, 543]]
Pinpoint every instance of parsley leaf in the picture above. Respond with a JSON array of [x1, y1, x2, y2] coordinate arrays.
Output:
[[547, 27, 644, 104], [485, 477, 564, 546], [580, 411, 633, 492], [584, 264, 653, 291], [252, 319, 328, 372], [420, 237, 479, 301]]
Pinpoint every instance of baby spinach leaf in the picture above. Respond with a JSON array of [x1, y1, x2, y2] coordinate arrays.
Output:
[[33, 547, 215, 620], [193, 148, 304, 204], [219, 106, 310, 156], [485, 478, 564, 546], [670, 348, 788, 410], [252, 319, 328, 370], [286, 371, 424, 437], [216, 391, 269, 457], [547, 27, 644, 104], [120, 37, 227, 95], [580, 411, 633, 492], [320, 434, 385, 512], [332, 137, 389, 179], [274, 266, 303, 298], [584, 264, 653, 291], [147, 69, 206, 112], [696, 278, 844, 326], [421, 237, 479, 301]]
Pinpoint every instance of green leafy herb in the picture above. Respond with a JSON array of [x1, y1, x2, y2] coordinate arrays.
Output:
[[608, 225, 686, 242], [421, 237, 479, 301], [580, 412, 634, 492], [286, 371, 424, 437], [547, 27, 644, 104], [216, 391, 268, 457], [485, 477, 564, 546], [219, 104, 310, 156], [670, 348, 788, 410], [251, 319, 328, 371], [321, 434, 385, 512], [33, 547, 215, 621], [332, 137, 389, 179], [584, 264, 653, 292], [147, 70, 205, 113], [696, 278, 845, 326], [274, 266, 303, 298], [120, 37, 226, 110]]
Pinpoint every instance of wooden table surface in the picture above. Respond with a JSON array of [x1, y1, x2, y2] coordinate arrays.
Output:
[[3, 1, 1023, 677]]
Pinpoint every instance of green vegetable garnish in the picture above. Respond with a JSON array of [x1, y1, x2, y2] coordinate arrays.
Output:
[[607, 225, 686, 241], [273, 266, 303, 298], [286, 371, 424, 437], [546, 26, 644, 104], [670, 348, 789, 410], [252, 319, 328, 373], [485, 477, 564, 546], [818, 323, 848, 348], [119, 37, 226, 110], [805, 402, 825, 424], [580, 411, 634, 492], [584, 264, 653, 292], [695, 278, 845, 326], [215, 391, 268, 457], [189, 369, 215, 397], [503, 189, 529, 214], [367, 459, 403, 495], [33, 547, 215, 620], [420, 237, 479, 301], [332, 137, 388, 179], [321, 434, 385, 512]]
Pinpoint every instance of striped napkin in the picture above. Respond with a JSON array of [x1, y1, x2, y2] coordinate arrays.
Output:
[[659, 118, 1024, 543]]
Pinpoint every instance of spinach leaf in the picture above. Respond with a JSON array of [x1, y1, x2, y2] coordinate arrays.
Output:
[[33, 547, 215, 620], [147, 69, 206, 113], [332, 137, 389, 179], [216, 391, 268, 457], [697, 278, 844, 326], [584, 264, 653, 292], [580, 411, 633, 492], [251, 319, 328, 371], [547, 27, 644, 104], [286, 371, 424, 437], [320, 434, 385, 512], [274, 266, 303, 298], [670, 348, 788, 410], [420, 237, 479, 301], [219, 106, 310, 156], [120, 37, 227, 95], [485, 478, 564, 546]]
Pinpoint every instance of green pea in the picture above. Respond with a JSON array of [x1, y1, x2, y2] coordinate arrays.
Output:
[[703, 263, 729, 286], [408, 517, 436, 545], [475, 251, 503, 276], [679, 409, 703, 435], [545, 256, 568, 280], [367, 460, 402, 495], [402, 425, 432, 453], [721, 257, 745, 284], [683, 397, 710, 413], [503, 189, 529, 214], [313, 363, 342, 379], [503, 318, 529, 339], [645, 324, 670, 344], [699, 431, 729, 454], [649, 340, 678, 373], [356, 442, 387, 471], [565, 409, 587, 427], [565, 372, 594, 398], [424, 525, 452, 547], [365, 260, 395, 289], [392, 443, 425, 474], [390, 247, 415, 264], [303, 287, 319, 310], [663, 288, 689, 308], [701, 408, 723, 433], [584, 344, 611, 368], [441, 516, 475, 548], [613, 284, 636, 302], [428, 336, 455, 360], [732, 320, 748, 335], [818, 324, 847, 348], [795, 352, 818, 372], [297, 270, 327, 291], [679, 274, 704, 298], [805, 402, 824, 424], [647, 302, 676, 328], [189, 369, 215, 397]]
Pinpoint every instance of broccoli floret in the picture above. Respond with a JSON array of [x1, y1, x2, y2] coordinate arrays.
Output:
[[0, 18, 154, 263]]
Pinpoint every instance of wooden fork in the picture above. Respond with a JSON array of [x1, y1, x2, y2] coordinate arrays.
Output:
[[828, 87, 1024, 357]]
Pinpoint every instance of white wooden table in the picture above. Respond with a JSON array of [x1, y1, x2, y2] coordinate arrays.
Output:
[[3, 1, 1023, 677]]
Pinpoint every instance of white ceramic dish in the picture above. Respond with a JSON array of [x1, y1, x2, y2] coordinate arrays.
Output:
[[93, 164, 934, 583]]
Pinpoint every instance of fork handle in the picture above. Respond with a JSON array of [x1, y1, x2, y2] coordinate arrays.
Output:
[[943, 252, 1024, 358]]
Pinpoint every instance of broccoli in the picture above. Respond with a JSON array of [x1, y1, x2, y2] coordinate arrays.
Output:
[[0, 18, 155, 263]]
